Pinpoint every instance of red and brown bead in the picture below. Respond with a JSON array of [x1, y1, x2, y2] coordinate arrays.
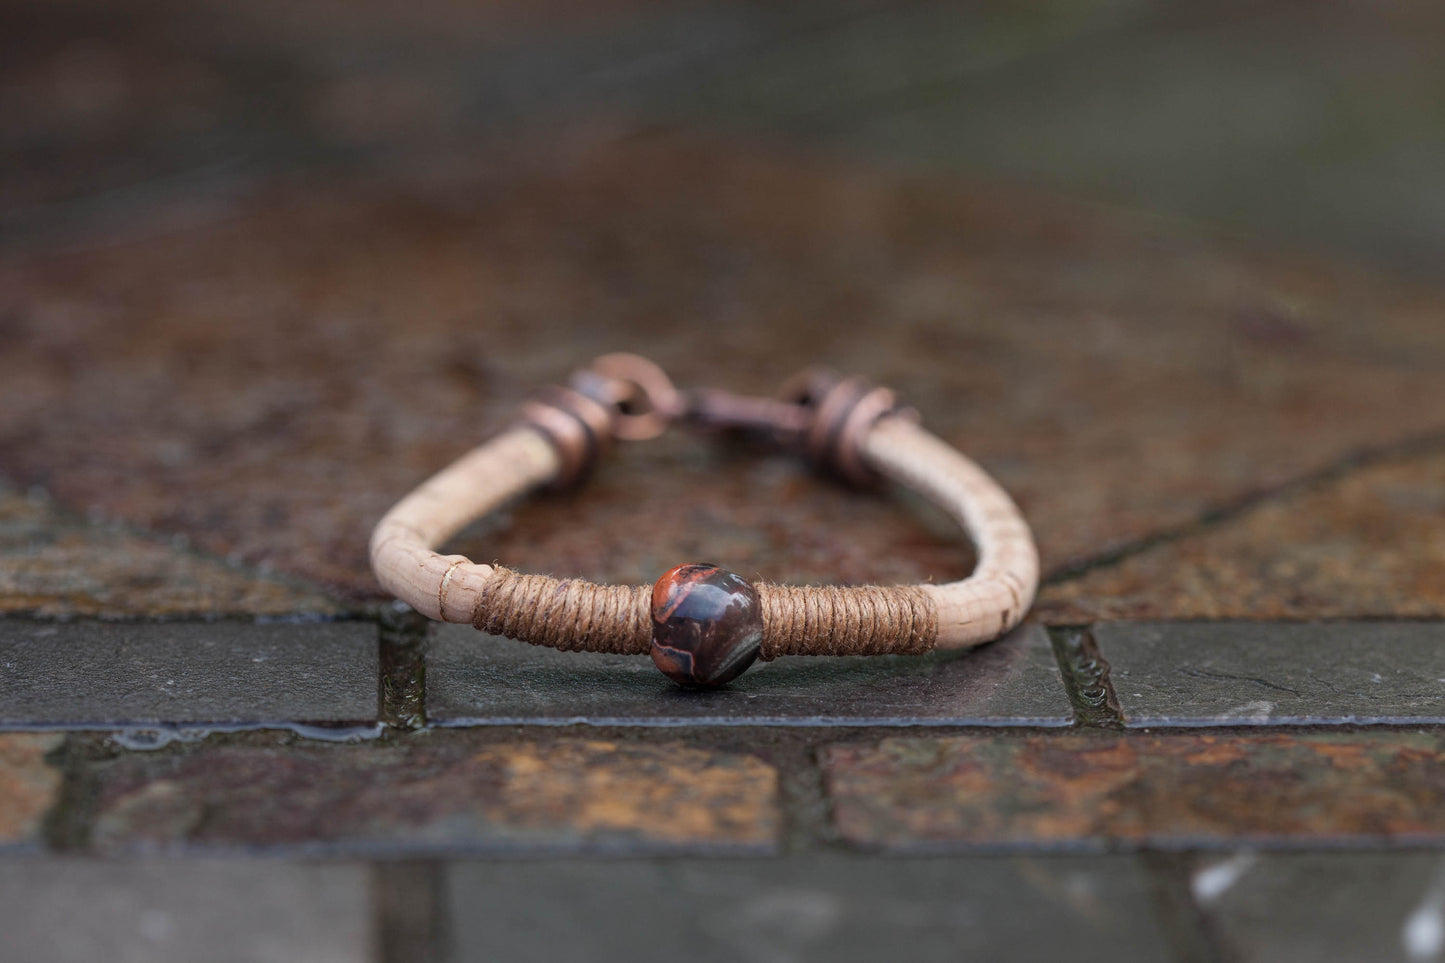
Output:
[[650, 563, 764, 688]]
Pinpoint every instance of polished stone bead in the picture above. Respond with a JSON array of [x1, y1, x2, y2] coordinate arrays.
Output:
[[650, 563, 763, 688]]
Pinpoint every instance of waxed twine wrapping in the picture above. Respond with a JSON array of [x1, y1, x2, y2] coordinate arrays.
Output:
[[758, 582, 936, 658], [472, 567, 938, 659]]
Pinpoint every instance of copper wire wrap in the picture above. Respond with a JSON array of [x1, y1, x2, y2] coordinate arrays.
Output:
[[516, 386, 615, 488], [777, 368, 913, 485]]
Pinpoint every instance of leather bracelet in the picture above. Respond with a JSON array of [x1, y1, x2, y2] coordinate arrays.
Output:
[[370, 354, 1039, 689]]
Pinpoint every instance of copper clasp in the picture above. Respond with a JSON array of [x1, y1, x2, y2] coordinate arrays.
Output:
[[566, 354, 910, 486], [681, 387, 813, 445], [572, 352, 817, 445], [569, 353, 685, 441]]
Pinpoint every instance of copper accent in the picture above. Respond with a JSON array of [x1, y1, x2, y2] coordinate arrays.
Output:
[[571, 352, 683, 441], [673, 364, 913, 483], [682, 387, 812, 443], [528, 353, 909, 483], [518, 399, 589, 483], [812, 379, 903, 485], [518, 385, 616, 486], [778, 368, 912, 485], [546, 385, 616, 445], [776, 365, 843, 409]]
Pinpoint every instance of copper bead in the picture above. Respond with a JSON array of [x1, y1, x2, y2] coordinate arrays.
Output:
[[650, 563, 763, 688]]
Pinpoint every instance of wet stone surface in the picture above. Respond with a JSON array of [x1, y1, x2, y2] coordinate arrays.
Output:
[[706, 1, 1445, 274], [0, 859, 374, 963], [823, 732, 1445, 851], [0, 621, 378, 727], [445, 855, 1175, 963], [0, 733, 63, 849], [0, 0, 824, 248], [1095, 621, 1445, 727], [1039, 451, 1445, 622], [427, 623, 1071, 726], [88, 734, 778, 855], [1189, 851, 1445, 963], [0, 484, 341, 619], [6, 134, 1445, 616]]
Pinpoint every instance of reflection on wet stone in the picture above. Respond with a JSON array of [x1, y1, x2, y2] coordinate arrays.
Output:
[[0, 860, 374, 963], [0, 734, 64, 849], [447, 855, 1175, 963], [1191, 852, 1445, 963], [1094, 622, 1445, 726], [427, 622, 1071, 725]]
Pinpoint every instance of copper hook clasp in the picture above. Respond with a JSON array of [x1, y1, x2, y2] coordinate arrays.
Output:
[[680, 387, 813, 445], [570, 353, 685, 441]]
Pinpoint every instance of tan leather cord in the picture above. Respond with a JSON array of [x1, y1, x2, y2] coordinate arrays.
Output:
[[863, 417, 1038, 648]]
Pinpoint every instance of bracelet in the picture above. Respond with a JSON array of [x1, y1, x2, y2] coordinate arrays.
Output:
[[370, 354, 1038, 689]]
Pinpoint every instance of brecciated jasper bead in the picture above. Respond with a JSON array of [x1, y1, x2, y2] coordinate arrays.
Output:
[[650, 563, 764, 688]]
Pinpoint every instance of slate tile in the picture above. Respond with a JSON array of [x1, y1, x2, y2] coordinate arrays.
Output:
[[0, 483, 341, 618], [1039, 452, 1445, 622], [5, 135, 1445, 611], [1094, 621, 1445, 726], [823, 732, 1445, 851], [427, 622, 1071, 726], [0, 0, 822, 247], [445, 854, 1175, 963], [0, 621, 378, 727], [0, 733, 64, 849], [783, 2, 1445, 272], [668, 0, 1153, 134], [89, 734, 778, 854], [0, 859, 374, 963], [1190, 851, 1445, 963], [0, 1, 297, 232]]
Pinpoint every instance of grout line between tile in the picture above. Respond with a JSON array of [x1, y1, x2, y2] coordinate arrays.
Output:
[[769, 735, 835, 855], [1140, 851, 1231, 963], [372, 860, 449, 963], [41, 734, 97, 854], [379, 608, 430, 731], [1047, 625, 1125, 729]]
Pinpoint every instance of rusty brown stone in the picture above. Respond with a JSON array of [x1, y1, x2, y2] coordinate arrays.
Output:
[[89, 735, 778, 854], [0, 733, 63, 848], [0, 485, 341, 618], [4, 134, 1445, 607], [823, 732, 1445, 850], [1038, 450, 1445, 621]]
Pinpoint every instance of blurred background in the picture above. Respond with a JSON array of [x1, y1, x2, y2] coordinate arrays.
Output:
[[2, 0, 1443, 608], [2, 6, 1444, 961], [4, 0, 1443, 274]]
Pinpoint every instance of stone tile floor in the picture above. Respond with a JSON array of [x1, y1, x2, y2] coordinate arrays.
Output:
[[2, 0, 1444, 960]]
